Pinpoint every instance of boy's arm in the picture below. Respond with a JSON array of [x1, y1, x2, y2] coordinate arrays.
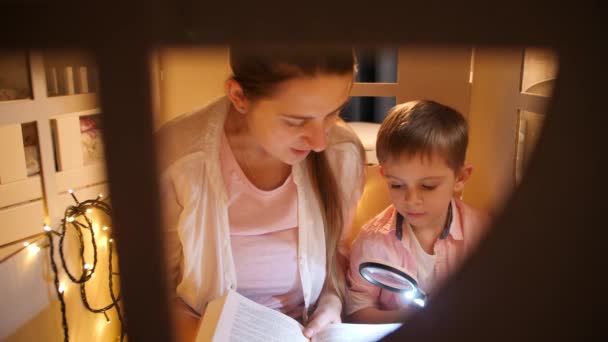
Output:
[[344, 211, 412, 323], [347, 306, 416, 324], [343, 228, 386, 317]]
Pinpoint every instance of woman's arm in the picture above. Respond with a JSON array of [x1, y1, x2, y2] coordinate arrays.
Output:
[[160, 169, 200, 341], [171, 298, 202, 342]]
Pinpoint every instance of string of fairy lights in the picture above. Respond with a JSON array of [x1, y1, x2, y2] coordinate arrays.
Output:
[[0, 189, 125, 342]]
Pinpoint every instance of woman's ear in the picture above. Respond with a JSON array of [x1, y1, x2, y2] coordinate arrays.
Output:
[[378, 164, 386, 178], [225, 79, 249, 113], [453, 165, 473, 194]]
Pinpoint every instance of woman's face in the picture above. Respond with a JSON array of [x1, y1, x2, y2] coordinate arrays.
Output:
[[234, 73, 353, 165]]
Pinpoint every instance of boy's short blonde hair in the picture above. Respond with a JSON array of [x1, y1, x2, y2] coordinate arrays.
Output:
[[376, 100, 468, 171]]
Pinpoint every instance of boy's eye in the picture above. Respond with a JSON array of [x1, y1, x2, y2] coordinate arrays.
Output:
[[390, 184, 402, 189], [422, 185, 437, 190]]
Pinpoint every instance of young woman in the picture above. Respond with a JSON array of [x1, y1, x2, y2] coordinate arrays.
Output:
[[156, 46, 366, 341]]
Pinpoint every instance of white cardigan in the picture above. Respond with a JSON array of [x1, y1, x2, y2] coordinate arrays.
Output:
[[156, 97, 364, 317]]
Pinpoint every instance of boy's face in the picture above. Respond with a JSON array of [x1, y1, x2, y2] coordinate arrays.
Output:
[[380, 153, 471, 232]]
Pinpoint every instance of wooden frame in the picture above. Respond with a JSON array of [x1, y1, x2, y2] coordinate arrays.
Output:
[[1, 2, 603, 341], [0, 50, 107, 260]]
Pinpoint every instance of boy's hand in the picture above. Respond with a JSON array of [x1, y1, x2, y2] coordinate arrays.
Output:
[[303, 292, 342, 338]]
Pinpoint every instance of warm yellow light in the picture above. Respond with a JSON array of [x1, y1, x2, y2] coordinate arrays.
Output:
[[43, 225, 52, 232], [86, 209, 92, 214], [23, 242, 30, 247], [102, 226, 109, 231], [84, 263, 92, 270], [67, 216, 75, 222], [58, 283, 66, 293], [28, 244, 41, 254], [98, 193, 103, 198], [68, 189, 73, 194]]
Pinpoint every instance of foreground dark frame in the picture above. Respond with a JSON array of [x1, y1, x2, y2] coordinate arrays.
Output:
[[2, 1, 605, 340]]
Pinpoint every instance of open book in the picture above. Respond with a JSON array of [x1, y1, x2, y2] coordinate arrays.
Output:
[[196, 290, 402, 342]]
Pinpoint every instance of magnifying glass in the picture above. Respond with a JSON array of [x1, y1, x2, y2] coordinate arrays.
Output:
[[359, 261, 427, 307]]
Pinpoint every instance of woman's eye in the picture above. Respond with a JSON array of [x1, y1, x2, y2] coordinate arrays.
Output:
[[284, 119, 305, 127], [327, 111, 340, 120], [422, 185, 437, 191], [390, 184, 402, 189]]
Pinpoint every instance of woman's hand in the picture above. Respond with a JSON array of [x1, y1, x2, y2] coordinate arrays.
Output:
[[303, 292, 342, 338]]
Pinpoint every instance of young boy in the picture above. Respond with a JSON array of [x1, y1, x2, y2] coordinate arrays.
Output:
[[345, 100, 490, 323]]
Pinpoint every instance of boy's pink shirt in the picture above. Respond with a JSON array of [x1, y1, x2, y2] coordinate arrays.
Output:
[[346, 199, 490, 315]]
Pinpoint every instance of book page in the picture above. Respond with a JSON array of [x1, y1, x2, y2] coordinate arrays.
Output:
[[208, 290, 309, 342], [312, 323, 402, 342]]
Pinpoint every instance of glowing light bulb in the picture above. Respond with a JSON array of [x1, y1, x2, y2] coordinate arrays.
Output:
[[68, 189, 73, 194], [84, 263, 92, 270], [28, 244, 41, 254], [23, 242, 30, 247], [86, 209, 92, 214], [43, 225, 52, 232], [102, 226, 109, 231], [98, 193, 103, 198], [58, 283, 66, 293], [109, 238, 113, 243]]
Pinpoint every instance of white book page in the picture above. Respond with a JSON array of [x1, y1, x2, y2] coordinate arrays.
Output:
[[312, 323, 402, 342], [213, 291, 309, 342]]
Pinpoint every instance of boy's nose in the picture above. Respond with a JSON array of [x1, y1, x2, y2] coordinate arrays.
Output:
[[404, 189, 423, 204]]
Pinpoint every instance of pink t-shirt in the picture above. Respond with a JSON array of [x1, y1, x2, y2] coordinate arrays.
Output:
[[220, 132, 304, 320], [346, 199, 490, 315]]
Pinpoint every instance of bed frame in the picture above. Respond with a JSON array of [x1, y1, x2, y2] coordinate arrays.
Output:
[[0, 51, 107, 260]]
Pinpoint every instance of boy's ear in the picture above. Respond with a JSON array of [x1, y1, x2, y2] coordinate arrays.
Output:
[[453, 165, 473, 193], [378, 165, 386, 177], [225, 79, 250, 113]]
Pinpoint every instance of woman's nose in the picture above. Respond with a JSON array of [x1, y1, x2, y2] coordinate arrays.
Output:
[[307, 123, 328, 152]]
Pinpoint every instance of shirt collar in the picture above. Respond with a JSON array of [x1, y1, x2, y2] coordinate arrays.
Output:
[[395, 200, 463, 242]]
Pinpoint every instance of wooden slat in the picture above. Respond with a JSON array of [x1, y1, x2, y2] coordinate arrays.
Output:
[[0, 201, 45, 246], [464, 48, 523, 214], [29, 51, 47, 101], [517, 93, 550, 115], [0, 95, 99, 126], [0, 124, 28, 184], [0, 176, 42, 209], [52, 115, 84, 171], [44, 93, 99, 114], [0, 100, 39, 125], [36, 118, 61, 227], [55, 164, 107, 192]]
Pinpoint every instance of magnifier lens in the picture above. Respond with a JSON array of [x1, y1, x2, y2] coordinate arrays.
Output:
[[359, 261, 427, 307], [360, 266, 416, 292]]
